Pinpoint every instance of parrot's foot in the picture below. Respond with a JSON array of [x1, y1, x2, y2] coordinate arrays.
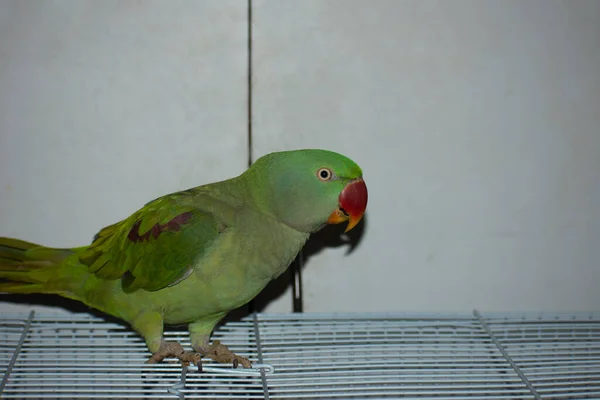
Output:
[[197, 339, 252, 369], [145, 341, 202, 370]]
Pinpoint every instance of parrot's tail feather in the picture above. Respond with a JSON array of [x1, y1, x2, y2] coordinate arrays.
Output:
[[0, 282, 45, 293], [0, 237, 75, 294]]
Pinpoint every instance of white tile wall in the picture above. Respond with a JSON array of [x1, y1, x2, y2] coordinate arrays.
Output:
[[1, 1, 599, 316], [253, 0, 600, 312]]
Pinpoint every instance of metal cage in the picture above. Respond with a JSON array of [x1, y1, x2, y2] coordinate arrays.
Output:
[[1, 310, 599, 399]]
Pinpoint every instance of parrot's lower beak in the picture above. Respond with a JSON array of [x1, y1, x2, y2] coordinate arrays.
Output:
[[327, 178, 368, 232]]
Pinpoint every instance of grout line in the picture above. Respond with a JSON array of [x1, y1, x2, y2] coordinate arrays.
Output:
[[252, 313, 270, 400], [473, 309, 543, 400], [247, 0, 253, 169], [246, 0, 255, 314], [0, 310, 35, 394]]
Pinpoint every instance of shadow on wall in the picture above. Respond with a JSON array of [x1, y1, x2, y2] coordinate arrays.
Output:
[[0, 214, 368, 331]]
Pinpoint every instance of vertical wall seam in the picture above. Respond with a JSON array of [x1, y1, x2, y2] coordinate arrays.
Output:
[[247, 0, 253, 169]]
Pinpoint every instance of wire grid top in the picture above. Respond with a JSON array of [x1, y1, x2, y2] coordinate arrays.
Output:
[[0, 311, 598, 399]]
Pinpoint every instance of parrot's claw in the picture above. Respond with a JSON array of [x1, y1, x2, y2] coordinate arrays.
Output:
[[198, 339, 252, 369], [146, 341, 203, 371]]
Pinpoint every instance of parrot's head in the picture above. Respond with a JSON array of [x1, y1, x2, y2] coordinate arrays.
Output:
[[245, 149, 368, 233]]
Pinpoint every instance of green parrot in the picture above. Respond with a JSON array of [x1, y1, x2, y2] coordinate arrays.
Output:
[[0, 149, 368, 369]]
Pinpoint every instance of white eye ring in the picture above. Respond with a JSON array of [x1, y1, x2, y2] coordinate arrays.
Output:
[[317, 168, 333, 181]]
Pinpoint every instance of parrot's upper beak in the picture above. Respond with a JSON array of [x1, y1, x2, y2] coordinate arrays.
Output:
[[327, 178, 368, 232]]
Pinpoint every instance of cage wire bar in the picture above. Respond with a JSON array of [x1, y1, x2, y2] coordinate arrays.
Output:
[[1, 311, 599, 399]]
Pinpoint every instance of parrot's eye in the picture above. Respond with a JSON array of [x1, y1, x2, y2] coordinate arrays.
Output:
[[317, 168, 333, 181]]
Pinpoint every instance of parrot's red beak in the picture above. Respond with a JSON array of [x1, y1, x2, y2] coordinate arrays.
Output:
[[327, 178, 368, 232]]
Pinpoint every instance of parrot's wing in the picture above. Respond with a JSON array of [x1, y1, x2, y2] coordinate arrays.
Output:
[[78, 192, 226, 293]]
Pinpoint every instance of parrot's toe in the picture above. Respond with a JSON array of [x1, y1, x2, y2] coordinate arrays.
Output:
[[146, 341, 204, 371], [198, 339, 252, 369]]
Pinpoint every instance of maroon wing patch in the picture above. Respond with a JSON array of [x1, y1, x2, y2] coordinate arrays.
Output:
[[127, 212, 193, 243]]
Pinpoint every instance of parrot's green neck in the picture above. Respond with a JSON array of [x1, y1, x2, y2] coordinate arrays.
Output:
[[237, 156, 338, 234]]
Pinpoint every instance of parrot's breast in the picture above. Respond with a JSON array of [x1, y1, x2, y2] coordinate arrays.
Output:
[[137, 214, 308, 325]]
